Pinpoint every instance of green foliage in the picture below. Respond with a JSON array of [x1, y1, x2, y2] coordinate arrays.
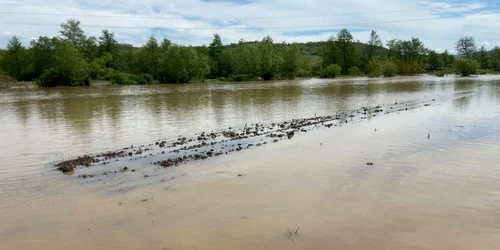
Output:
[[1, 36, 31, 80], [434, 71, 445, 77], [427, 51, 442, 70], [348, 66, 361, 76], [6, 19, 499, 87], [319, 64, 341, 78], [474, 45, 489, 69], [281, 45, 301, 78], [454, 58, 480, 76], [106, 71, 138, 85], [59, 19, 86, 49], [38, 68, 73, 87], [30, 36, 58, 77], [490, 46, 500, 71], [367, 59, 398, 77], [398, 60, 425, 75], [258, 36, 280, 80], [37, 40, 90, 86], [0, 69, 15, 83], [208, 34, 223, 77], [441, 50, 455, 68], [159, 45, 210, 83]]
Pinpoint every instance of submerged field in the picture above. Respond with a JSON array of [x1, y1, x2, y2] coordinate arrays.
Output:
[[1, 76, 500, 250]]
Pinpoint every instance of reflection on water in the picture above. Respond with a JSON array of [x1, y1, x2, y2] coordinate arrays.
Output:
[[1, 76, 500, 250]]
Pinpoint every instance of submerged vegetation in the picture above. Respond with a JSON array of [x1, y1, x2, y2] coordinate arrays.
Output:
[[0, 19, 496, 86]]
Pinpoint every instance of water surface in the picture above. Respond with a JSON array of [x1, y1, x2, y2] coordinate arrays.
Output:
[[1, 76, 500, 250]]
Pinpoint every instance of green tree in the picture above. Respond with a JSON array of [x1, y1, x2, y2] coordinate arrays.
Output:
[[490, 46, 500, 71], [427, 50, 442, 70], [208, 33, 223, 77], [38, 40, 89, 86], [161, 38, 172, 50], [281, 44, 301, 78], [98, 30, 118, 56], [455, 36, 476, 58], [1, 36, 29, 80], [258, 36, 279, 80], [364, 30, 382, 66], [441, 49, 454, 68], [475, 45, 489, 69], [30, 36, 58, 77], [159, 45, 209, 83], [322, 36, 340, 67], [133, 36, 160, 77], [337, 29, 355, 74], [454, 58, 479, 76], [59, 19, 86, 49]]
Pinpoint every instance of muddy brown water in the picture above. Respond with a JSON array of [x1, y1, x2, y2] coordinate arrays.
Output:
[[1, 76, 500, 250]]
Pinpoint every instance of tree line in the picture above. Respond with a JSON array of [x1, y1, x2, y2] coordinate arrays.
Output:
[[0, 19, 493, 86]]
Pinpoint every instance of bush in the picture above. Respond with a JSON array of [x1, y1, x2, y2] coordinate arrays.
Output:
[[434, 71, 445, 77], [107, 71, 138, 85], [319, 64, 342, 78], [230, 74, 255, 82], [382, 61, 398, 77], [348, 66, 362, 76], [0, 70, 15, 83], [477, 69, 487, 75], [296, 68, 312, 77], [397, 60, 425, 75], [137, 73, 153, 85], [454, 58, 479, 76], [37, 68, 84, 87], [367, 60, 398, 77]]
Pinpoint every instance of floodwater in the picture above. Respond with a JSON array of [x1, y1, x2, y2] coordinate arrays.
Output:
[[1, 76, 500, 250]]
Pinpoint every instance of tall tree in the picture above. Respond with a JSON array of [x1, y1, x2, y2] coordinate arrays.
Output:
[[282, 44, 301, 78], [455, 36, 476, 58], [98, 30, 118, 55], [441, 49, 454, 68], [208, 34, 223, 77], [427, 50, 442, 70], [365, 30, 382, 63], [337, 29, 355, 74], [59, 19, 86, 49], [322, 36, 339, 67], [490, 46, 500, 71], [475, 45, 489, 69], [258, 36, 279, 80], [1, 36, 28, 80], [160, 38, 172, 50], [30, 36, 58, 77]]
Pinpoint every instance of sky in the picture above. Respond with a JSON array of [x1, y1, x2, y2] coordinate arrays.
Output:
[[0, 0, 499, 52]]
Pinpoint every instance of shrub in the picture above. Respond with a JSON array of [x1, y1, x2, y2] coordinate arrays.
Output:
[[434, 71, 445, 77], [454, 58, 479, 76], [397, 60, 425, 75], [107, 71, 138, 85], [37, 68, 82, 87], [0, 70, 15, 83], [296, 68, 312, 77], [382, 61, 398, 77], [231, 74, 254, 82], [319, 64, 342, 78], [367, 60, 398, 77], [348, 66, 362, 76], [137, 73, 154, 85]]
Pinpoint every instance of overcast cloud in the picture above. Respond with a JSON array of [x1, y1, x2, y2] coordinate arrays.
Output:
[[0, 0, 499, 52]]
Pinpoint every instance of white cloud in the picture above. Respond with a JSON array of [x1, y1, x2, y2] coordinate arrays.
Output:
[[0, 0, 497, 53]]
